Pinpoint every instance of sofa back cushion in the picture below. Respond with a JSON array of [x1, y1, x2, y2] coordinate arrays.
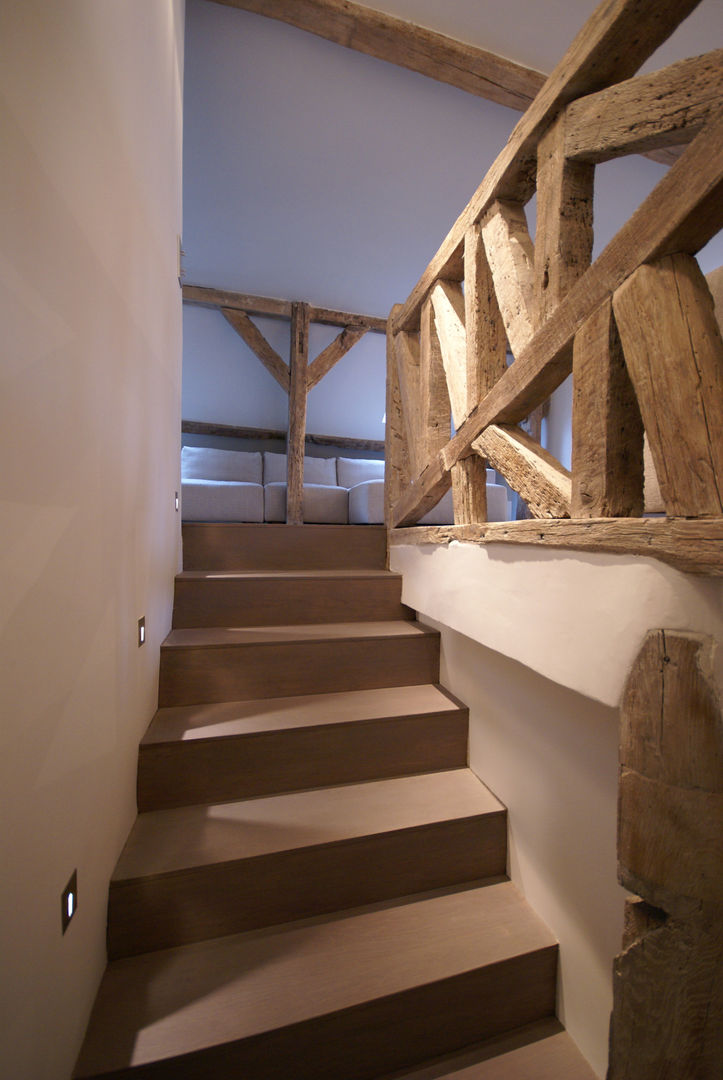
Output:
[[336, 457, 385, 488], [263, 451, 337, 486], [182, 445, 262, 484]]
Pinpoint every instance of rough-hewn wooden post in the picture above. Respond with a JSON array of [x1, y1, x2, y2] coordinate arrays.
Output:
[[385, 306, 411, 527], [287, 301, 310, 524]]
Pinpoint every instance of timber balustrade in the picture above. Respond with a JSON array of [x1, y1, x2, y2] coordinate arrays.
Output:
[[183, 285, 386, 523], [385, 0, 723, 576]]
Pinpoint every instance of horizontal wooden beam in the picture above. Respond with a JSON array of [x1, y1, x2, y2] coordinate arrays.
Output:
[[183, 284, 387, 332], [565, 50, 723, 163], [209, 0, 545, 112], [181, 419, 384, 452], [388, 517, 723, 577], [391, 0, 703, 333], [390, 112, 723, 527]]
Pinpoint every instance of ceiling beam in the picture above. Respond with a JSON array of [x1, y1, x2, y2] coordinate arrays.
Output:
[[208, 0, 546, 112]]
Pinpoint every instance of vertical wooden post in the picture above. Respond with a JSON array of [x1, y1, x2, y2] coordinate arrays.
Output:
[[287, 301, 309, 525], [419, 297, 451, 463], [571, 299, 644, 517], [385, 307, 411, 527]]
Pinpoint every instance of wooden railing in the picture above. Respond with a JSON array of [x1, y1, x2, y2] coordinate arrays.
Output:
[[183, 286, 386, 522], [385, 0, 723, 576]]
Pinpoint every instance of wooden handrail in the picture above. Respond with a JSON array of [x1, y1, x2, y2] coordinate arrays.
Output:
[[385, 0, 723, 578]]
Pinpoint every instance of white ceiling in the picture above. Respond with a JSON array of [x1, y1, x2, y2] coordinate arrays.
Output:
[[363, 0, 721, 76]]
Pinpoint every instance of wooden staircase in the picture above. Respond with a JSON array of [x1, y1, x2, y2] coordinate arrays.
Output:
[[75, 524, 596, 1079]]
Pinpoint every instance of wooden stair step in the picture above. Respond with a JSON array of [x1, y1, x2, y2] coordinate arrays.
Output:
[[158, 621, 440, 707], [172, 568, 412, 627], [182, 522, 387, 571], [75, 882, 558, 1080], [109, 769, 506, 958], [139, 685, 469, 810], [375, 1018, 597, 1079]]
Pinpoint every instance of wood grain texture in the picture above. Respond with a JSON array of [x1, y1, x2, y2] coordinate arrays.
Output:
[[452, 455, 489, 525], [394, 327, 424, 478], [419, 298, 452, 467], [221, 307, 290, 391], [388, 517, 723, 577], [385, 307, 411, 525], [75, 883, 557, 1080], [391, 0, 702, 333], [473, 425, 571, 519], [209, 0, 545, 112], [183, 283, 386, 331], [464, 224, 507, 407], [565, 50, 723, 163], [534, 113, 594, 329], [430, 281, 468, 429], [571, 298, 644, 517], [609, 630, 723, 1080], [613, 253, 723, 516], [389, 115, 723, 528], [481, 200, 535, 358], [306, 325, 367, 389], [182, 419, 384, 451], [181, 523, 387, 571], [286, 301, 310, 524]]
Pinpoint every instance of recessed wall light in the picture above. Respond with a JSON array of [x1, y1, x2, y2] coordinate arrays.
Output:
[[138, 617, 146, 647], [62, 870, 77, 934], [175, 491, 179, 512]]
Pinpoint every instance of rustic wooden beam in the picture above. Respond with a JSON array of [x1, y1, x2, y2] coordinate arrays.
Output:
[[390, 114, 723, 528], [306, 326, 367, 390], [464, 224, 507, 410], [430, 281, 467, 429], [565, 50, 723, 164], [613, 253, 723, 517], [451, 455, 488, 525], [221, 308, 290, 392], [182, 419, 383, 451], [571, 299, 644, 517], [394, 330, 423, 479], [418, 299, 452, 465], [534, 112, 594, 329], [481, 200, 536, 358], [183, 284, 386, 332], [209, 0, 545, 112], [385, 306, 410, 526], [473, 425, 571, 519], [609, 630, 723, 1078], [388, 516, 723, 577], [286, 302, 310, 524], [391, 0, 703, 333]]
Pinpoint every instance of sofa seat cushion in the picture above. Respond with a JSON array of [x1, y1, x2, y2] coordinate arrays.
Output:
[[337, 456, 384, 488], [347, 479, 509, 525], [264, 483, 349, 524], [263, 451, 337, 486], [182, 445, 262, 483], [182, 479, 264, 522]]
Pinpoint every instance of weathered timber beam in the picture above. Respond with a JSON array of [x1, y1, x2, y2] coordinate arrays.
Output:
[[430, 281, 467, 429], [392, 0, 703, 332], [473, 424, 571, 519], [394, 330, 423, 479], [565, 50, 723, 163], [306, 326, 367, 390], [222, 308, 290, 392], [208, 0, 545, 112], [385, 305, 410, 526], [183, 284, 386, 332], [451, 454, 488, 526], [418, 299, 452, 463], [464, 225, 507, 409], [481, 200, 536, 357], [287, 302, 310, 524], [182, 419, 384, 451], [389, 113, 723, 528], [388, 517, 723, 577], [613, 253, 723, 517]]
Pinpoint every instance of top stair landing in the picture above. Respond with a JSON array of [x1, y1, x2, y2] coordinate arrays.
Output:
[[182, 523, 387, 571]]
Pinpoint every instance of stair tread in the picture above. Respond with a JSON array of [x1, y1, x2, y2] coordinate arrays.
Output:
[[113, 769, 502, 881], [75, 882, 556, 1077], [378, 1019, 597, 1079], [143, 684, 463, 745], [163, 620, 436, 648], [177, 569, 401, 581]]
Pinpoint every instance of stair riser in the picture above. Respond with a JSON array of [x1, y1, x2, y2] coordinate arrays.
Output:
[[107, 815, 507, 958], [172, 576, 411, 628], [182, 523, 387, 571], [158, 636, 440, 707], [80, 949, 557, 1079], [137, 712, 469, 811]]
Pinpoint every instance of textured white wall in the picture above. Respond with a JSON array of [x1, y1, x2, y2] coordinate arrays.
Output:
[[0, 3, 184, 1077]]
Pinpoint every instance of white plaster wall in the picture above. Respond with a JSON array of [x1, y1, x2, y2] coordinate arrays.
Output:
[[0, 3, 184, 1077]]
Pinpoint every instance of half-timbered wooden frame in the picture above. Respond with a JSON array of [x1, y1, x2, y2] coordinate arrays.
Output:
[[385, 0, 723, 576]]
